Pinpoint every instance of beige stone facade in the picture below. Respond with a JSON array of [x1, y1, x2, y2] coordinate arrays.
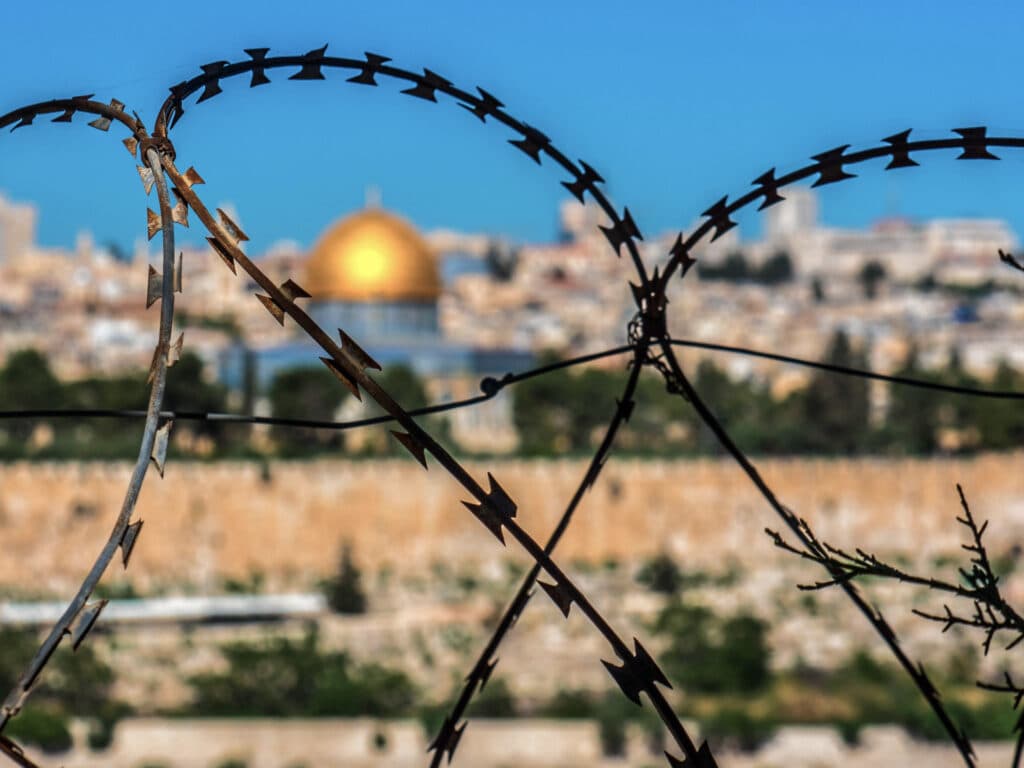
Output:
[[0, 455, 1022, 595]]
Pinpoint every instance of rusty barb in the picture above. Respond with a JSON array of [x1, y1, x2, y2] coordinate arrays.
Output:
[[1, 43, 1023, 768]]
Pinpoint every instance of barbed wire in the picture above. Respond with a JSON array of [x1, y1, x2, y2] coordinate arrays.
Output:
[[0, 42, 1021, 768], [643, 121, 1024, 768], [768, 485, 1024, 767], [0, 99, 178, 768], [159, 95, 709, 762], [657, 127, 1024, 287], [0, 46, 707, 767]]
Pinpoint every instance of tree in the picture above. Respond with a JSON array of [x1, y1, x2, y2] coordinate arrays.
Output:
[[163, 351, 229, 444], [511, 352, 591, 455], [324, 542, 368, 614], [636, 552, 683, 594], [798, 330, 871, 454], [939, 346, 980, 444], [466, 677, 517, 717], [0, 627, 121, 752], [697, 251, 751, 282], [757, 250, 795, 284], [690, 359, 792, 455], [653, 600, 770, 694], [189, 628, 416, 717], [858, 260, 887, 300], [810, 275, 826, 303], [971, 361, 1024, 450], [362, 364, 435, 456], [377, 364, 428, 412], [883, 345, 940, 454], [0, 349, 64, 448], [484, 240, 518, 281], [268, 364, 349, 455]]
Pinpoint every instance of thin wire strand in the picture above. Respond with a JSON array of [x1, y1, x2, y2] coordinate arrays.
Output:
[[2, 338, 1020, 434]]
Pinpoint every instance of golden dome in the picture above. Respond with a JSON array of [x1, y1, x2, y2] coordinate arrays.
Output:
[[305, 208, 440, 302]]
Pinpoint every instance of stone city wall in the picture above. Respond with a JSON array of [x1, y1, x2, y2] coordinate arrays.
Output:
[[1, 454, 1023, 593]]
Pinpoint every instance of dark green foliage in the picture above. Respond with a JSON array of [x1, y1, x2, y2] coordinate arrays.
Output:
[[652, 600, 770, 694], [882, 345, 941, 453], [758, 251, 795, 285], [878, 347, 1024, 455], [377, 365, 428, 412], [793, 330, 871, 454], [690, 358, 786, 455], [533, 647, 1020, 748], [510, 352, 586, 455], [360, 364, 446, 456], [697, 251, 750, 281], [188, 628, 416, 717], [971, 361, 1024, 449], [268, 364, 348, 455], [512, 340, 1024, 458], [539, 689, 597, 718], [512, 354, 695, 456], [697, 250, 793, 284], [0, 349, 63, 411], [0, 627, 122, 751], [466, 677, 517, 717], [598, 707, 627, 756], [60, 371, 149, 459], [700, 706, 776, 752], [811, 276, 826, 303], [175, 309, 242, 337], [0, 627, 116, 713], [0, 348, 233, 459], [2, 332, 1023, 460], [858, 260, 887, 299], [162, 352, 229, 441], [5, 709, 72, 754], [324, 542, 367, 614], [636, 552, 683, 594], [802, 650, 1019, 743], [0, 349, 64, 449]]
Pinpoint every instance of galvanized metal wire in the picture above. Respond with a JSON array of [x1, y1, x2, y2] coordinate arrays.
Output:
[[1, 44, 1022, 768]]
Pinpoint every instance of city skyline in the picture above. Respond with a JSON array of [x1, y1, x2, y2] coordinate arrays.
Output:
[[2, 3, 1024, 252], [1, 181, 1020, 261]]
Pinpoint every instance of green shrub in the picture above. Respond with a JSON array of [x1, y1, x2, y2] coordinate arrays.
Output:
[[189, 628, 417, 718], [700, 707, 775, 752], [539, 689, 597, 718], [466, 678, 517, 718], [636, 553, 683, 594], [6, 708, 72, 754], [598, 713, 626, 757], [323, 543, 368, 615], [596, 693, 637, 757], [653, 600, 771, 694]]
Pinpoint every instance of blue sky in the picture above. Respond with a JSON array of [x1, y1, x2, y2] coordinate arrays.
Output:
[[2, 2, 1024, 254]]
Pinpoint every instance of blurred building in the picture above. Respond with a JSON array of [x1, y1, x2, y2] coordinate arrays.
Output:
[[221, 202, 532, 452], [0, 192, 36, 264]]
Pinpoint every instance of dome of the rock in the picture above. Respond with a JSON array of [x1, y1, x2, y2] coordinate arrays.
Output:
[[305, 208, 440, 302]]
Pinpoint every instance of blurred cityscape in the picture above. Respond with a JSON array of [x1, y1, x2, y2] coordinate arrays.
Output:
[[2, 184, 1023, 379], [1, 186, 1023, 766], [0, 185, 1022, 456]]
